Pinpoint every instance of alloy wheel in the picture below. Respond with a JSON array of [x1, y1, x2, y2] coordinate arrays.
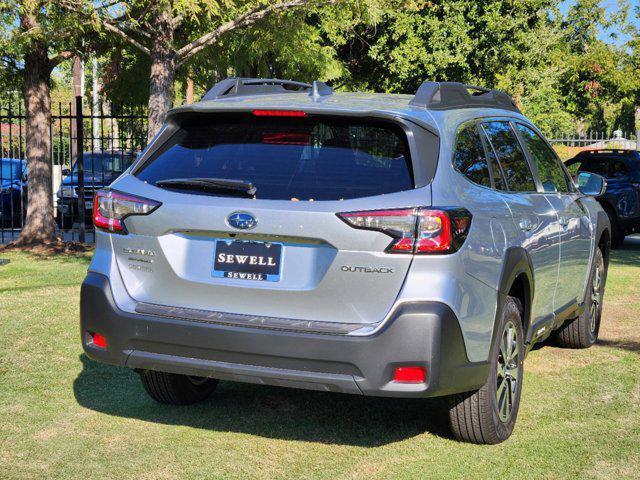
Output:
[[496, 321, 519, 422], [589, 258, 603, 333]]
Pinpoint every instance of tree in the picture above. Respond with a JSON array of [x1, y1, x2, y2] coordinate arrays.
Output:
[[556, 0, 640, 134], [63, 0, 334, 141], [183, 5, 348, 98], [0, 0, 85, 246], [624, 4, 640, 131], [323, 0, 640, 134], [97, 1, 361, 108]]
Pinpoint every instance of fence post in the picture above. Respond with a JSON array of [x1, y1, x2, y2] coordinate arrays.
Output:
[[75, 95, 85, 244]]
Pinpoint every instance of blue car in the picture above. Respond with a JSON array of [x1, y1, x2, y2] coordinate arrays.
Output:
[[57, 151, 136, 228], [566, 149, 640, 247], [0, 158, 27, 227]]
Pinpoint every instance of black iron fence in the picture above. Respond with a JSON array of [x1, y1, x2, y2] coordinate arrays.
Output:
[[0, 98, 147, 243], [545, 130, 639, 149]]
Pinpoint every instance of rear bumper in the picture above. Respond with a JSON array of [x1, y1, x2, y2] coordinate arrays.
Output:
[[80, 272, 489, 398]]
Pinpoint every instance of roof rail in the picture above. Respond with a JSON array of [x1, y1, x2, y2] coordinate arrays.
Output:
[[201, 77, 332, 102], [409, 81, 520, 113]]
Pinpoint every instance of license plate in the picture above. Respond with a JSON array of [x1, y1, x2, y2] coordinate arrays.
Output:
[[85, 201, 93, 210], [212, 240, 282, 282]]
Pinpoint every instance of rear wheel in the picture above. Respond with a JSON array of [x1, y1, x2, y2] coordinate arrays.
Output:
[[556, 247, 605, 349], [448, 296, 524, 444], [139, 370, 218, 405]]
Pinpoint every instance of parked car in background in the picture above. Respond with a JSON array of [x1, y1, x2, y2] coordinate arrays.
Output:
[[57, 151, 136, 228], [0, 158, 27, 227], [566, 149, 640, 247], [80, 78, 611, 444]]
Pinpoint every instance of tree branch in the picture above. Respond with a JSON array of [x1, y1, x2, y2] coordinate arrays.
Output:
[[96, 19, 152, 56], [127, 23, 152, 39], [49, 50, 75, 67], [176, 0, 328, 65], [96, 0, 124, 10], [59, 1, 152, 56]]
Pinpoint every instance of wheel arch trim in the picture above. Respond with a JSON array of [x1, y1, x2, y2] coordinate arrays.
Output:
[[487, 247, 535, 363]]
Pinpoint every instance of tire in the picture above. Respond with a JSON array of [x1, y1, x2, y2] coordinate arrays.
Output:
[[139, 370, 218, 405], [556, 247, 606, 349], [448, 296, 525, 444], [604, 207, 624, 248]]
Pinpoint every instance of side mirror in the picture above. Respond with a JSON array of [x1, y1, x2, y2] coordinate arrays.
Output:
[[576, 171, 607, 197], [61, 168, 71, 176]]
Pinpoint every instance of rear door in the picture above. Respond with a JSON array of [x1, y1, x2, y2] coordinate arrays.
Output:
[[481, 120, 561, 327], [514, 123, 592, 312], [110, 112, 435, 325]]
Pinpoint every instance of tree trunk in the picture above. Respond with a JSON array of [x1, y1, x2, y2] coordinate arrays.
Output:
[[186, 71, 194, 104], [146, 4, 175, 142], [92, 57, 101, 151], [70, 56, 83, 162], [16, 44, 56, 246]]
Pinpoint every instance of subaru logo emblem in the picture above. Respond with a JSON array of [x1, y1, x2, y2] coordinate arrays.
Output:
[[227, 212, 257, 230]]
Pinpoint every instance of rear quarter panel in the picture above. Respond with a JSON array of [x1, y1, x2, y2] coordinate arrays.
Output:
[[398, 109, 523, 362]]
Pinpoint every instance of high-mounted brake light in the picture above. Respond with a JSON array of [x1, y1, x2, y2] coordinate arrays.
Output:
[[93, 189, 161, 234], [337, 207, 472, 254], [252, 109, 308, 117]]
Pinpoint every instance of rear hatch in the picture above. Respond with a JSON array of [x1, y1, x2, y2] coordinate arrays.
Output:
[[108, 111, 435, 325]]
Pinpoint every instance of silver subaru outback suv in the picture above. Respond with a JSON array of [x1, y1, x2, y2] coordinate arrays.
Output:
[[81, 79, 610, 444]]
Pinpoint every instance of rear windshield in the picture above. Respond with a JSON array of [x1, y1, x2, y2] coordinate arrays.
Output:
[[134, 114, 414, 201]]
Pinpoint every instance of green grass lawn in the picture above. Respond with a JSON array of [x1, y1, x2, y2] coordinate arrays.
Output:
[[1, 243, 639, 479]]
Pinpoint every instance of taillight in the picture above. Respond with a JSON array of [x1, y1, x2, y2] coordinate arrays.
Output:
[[93, 189, 161, 234], [337, 207, 472, 254]]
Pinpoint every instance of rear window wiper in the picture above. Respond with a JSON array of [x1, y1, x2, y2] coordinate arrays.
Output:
[[155, 177, 257, 197]]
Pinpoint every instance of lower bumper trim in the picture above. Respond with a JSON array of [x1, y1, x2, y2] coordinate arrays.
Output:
[[135, 302, 370, 335], [126, 350, 363, 394]]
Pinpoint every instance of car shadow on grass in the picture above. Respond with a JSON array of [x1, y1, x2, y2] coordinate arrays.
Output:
[[596, 338, 640, 352], [609, 235, 640, 266], [73, 354, 453, 446]]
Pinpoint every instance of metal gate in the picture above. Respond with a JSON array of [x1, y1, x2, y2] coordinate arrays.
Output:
[[0, 97, 147, 243]]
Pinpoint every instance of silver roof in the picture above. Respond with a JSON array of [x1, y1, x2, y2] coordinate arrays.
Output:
[[167, 91, 529, 136]]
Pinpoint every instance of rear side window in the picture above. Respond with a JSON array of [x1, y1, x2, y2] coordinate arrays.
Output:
[[453, 124, 491, 187], [135, 114, 414, 201], [515, 124, 570, 193], [482, 121, 536, 192]]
